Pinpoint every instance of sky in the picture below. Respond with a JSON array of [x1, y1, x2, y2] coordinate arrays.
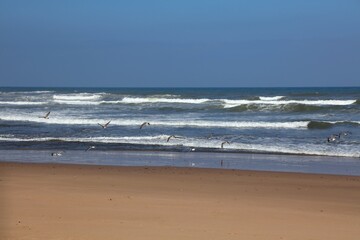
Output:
[[0, 0, 359, 87]]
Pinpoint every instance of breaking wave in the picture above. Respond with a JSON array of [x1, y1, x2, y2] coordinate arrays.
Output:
[[0, 135, 358, 158], [120, 97, 210, 104], [0, 101, 48, 105], [223, 99, 357, 108], [258, 96, 285, 101], [53, 93, 103, 101], [0, 114, 309, 129], [307, 121, 360, 129]]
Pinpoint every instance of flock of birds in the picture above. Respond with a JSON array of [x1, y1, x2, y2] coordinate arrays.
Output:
[[40, 111, 351, 157], [41, 112, 203, 157]]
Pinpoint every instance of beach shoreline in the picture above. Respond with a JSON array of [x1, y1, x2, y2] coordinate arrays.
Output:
[[1, 162, 360, 239], [1, 149, 360, 176]]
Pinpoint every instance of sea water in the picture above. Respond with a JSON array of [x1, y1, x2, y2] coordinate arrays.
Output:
[[0, 87, 359, 174]]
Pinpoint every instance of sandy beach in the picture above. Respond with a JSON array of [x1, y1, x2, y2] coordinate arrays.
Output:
[[1, 162, 360, 240]]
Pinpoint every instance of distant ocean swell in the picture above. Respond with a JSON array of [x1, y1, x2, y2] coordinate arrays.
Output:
[[0, 95, 357, 108]]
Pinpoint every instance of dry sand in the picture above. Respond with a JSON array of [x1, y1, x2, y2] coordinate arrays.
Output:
[[1, 162, 360, 240]]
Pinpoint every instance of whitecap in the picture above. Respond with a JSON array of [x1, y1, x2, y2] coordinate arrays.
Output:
[[53, 93, 103, 101], [259, 96, 285, 101], [223, 99, 357, 108], [120, 97, 210, 104], [0, 101, 48, 105]]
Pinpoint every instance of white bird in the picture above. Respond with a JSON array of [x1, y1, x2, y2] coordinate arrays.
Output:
[[98, 120, 111, 129], [140, 122, 150, 129], [40, 111, 51, 119], [86, 146, 96, 151], [327, 134, 339, 143], [221, 141, 230, 148], [51, 151, 63, 157], [339, 131, 351, 138]]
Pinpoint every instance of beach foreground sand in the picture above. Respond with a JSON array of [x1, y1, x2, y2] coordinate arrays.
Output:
[[1, 162, 360, 240]]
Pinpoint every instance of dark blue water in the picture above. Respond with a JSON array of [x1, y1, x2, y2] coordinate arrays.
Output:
[[0, 87, 359, 158]]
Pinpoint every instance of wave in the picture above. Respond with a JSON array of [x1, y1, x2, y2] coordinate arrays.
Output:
[[0, 114, 310, 129], [0, 91, 54, 94], [0, 101, 48, 105], [51, 93, 105, 105], [53, 93, 103, 101], [117, 97, 356, 107], [0, 135, 358, 158], [258, 96, 285, 101], [53, 100, 102, 105], [226, 103, 327, 112], [3, 112, 357, 130], [223, 99, 356, 108], [0, 135, 170, 143], [307, 121, 360, 129], [120, 97, 210, 104]]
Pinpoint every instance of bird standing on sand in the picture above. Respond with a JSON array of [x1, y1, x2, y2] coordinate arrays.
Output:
[[98, 121, 111, 129], [140, 122, 150, 129], [40, 111, 51, 119], [221, 141, 230, 148]]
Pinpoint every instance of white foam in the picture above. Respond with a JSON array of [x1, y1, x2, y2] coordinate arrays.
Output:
[[51, 93, 104, 105], [121, 97, 210, 104], [0, 135, 358, 158], [154, 120, 309, 129], [53, 100, 102, 105], [53, 93, 102, 101], [0, 135, 170, 144], [0, 113, 310, 129], [223, 99, 356, 108], [0, 101, 48, 105], [259, 96, 285, 101]]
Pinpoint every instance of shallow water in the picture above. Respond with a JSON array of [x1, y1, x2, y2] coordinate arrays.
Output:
[[0, 87, 359, 158], [1, 150, 360, 176]]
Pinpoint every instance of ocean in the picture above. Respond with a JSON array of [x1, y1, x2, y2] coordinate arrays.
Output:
[[0, 87, 359, 174]]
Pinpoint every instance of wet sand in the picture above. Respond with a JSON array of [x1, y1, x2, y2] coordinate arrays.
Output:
[[1, 162, 360, 240]]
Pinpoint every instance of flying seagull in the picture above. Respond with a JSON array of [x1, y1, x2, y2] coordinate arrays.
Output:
[[167, 135, 182, 142], [40, 111, 51, 119], [221, 141, 230, 148], [140, 122, 150, 129], [98, 120, 111, 129], [86, 146, 96, 151]]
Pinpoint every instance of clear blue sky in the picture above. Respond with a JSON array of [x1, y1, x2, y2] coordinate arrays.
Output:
[[1, 0, 359, 87]]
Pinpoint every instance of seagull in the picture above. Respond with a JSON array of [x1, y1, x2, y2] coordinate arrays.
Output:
[[167, 135, 182, 142], [140, 122, 150, 129], [327, 134, 339, 143], [339, 131, 351, 138], [221, 141, 230, 148], [51, 151, 63, 157], [86, 146, 96, 151], [40, 111, 51, 119], [98, 120, 111, 129]]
